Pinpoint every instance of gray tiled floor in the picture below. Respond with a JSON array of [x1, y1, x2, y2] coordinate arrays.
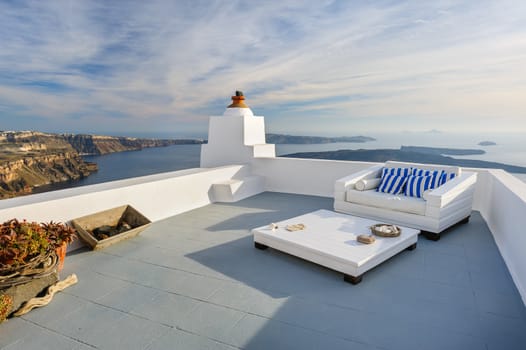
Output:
[[1, 192, 525, 349]]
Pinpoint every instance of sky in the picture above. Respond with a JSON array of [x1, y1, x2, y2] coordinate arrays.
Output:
[[0, 0, 525, 138]]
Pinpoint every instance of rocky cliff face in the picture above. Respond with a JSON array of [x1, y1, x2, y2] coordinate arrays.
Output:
[[0, 131, 97, 199], [63, 134, 203, 155], [0, 131, 204, 199], [0, 152, 97, 199], [64, 134, 143, 154]]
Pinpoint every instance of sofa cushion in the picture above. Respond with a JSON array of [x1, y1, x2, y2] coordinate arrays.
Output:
[[412, 168, 440, 177], [385, 161, 461, 177], [405, 174, 442, 198], [347, 189, 426, 215], [440, 172, 456, 185], [377, 174, 408, 195], [382, 167, 412, 178], [412, 168, 457, 186]]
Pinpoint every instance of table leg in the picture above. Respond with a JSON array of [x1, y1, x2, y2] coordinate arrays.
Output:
[[254, 242, 268, 250], [406, 243, 417, 251], [344, 274, 362, 285], [422, 231, 441, 241]]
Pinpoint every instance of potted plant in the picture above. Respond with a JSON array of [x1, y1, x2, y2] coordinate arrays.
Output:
[[0, 219, 76, 319], [41, 221, 76, 272], [0, 219, 76, 282]]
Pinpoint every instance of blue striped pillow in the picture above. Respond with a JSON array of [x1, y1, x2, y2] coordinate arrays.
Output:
[[411, 168, 443, 188], [377, 174, 408, 194], [382, 167, 412, 178], [404, 175, 439, 198], [440, 172, 456, 185], [412, 168, 439, 177]]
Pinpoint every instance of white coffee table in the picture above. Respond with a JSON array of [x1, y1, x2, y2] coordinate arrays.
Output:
[[252, 209, 419, 284]]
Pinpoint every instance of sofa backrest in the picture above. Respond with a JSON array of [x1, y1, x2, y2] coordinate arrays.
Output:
[[385, 161, 461, 176]]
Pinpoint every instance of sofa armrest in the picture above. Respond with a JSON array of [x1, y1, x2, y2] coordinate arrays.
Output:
[[334, 164, 383, 194], [424, 171, 477, 208]]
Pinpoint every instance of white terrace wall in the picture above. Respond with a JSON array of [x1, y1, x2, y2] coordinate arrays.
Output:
[[252, 157, 376, 197], [0, 165, 250, 226], [474, 169, 526, 305], [252, 156, 493, 206]]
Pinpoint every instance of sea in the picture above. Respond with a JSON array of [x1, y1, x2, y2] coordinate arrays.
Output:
[[33, 144, 201, 194], [33, 131, 526, 194]]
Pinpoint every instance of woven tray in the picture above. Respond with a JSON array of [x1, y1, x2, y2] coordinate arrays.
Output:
[[370, 224, 401, 237]]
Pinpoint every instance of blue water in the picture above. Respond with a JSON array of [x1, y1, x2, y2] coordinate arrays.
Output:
[[81, 144, 201, 183], [32, 144, 201, 193], [32, 132, 526, 194]]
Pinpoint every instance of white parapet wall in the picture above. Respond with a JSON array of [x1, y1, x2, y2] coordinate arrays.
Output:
[[252, 157, 377, 197], [0, 164, 252, 226], [475, 169, 526, 305]]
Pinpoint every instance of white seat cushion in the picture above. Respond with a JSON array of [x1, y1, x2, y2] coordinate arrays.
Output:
[[346, 189, 426, 215]]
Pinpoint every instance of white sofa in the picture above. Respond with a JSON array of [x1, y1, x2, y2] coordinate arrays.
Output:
[[334, 161, 477, 240]]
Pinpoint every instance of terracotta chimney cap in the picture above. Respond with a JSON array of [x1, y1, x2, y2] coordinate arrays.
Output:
[[227, 90, 249, 108]]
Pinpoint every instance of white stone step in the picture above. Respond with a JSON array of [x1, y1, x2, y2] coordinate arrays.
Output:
[[211, 175, 264, 202]]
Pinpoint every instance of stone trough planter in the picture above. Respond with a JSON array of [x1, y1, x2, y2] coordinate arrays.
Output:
[[71, 205, 151, 250]]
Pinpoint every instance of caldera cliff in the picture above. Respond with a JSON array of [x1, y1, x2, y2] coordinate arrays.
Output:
[[0, 131, 99, 198], [63, 134, 202, 155], [0, 131, 203, 199]]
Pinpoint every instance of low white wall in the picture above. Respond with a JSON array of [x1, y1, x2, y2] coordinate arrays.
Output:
[[0, 165, 249, 224], [476, 169, 526, 305], [252, 157, 376, 197]]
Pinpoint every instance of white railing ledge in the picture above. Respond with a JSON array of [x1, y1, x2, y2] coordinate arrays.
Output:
[[0, 168, 207, 210], [0, 165, 251, 224]]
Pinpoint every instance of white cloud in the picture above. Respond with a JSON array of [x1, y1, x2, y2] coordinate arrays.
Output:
[[0, 0, 525, 135]]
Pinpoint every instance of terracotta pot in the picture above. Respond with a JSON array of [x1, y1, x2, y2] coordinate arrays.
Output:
[[55, 243, 67, 272]]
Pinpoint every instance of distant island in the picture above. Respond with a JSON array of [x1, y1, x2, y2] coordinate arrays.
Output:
[[0, 131, 204, 199], [266, 133, 375, 144], [283, 146, 526, 174], [400, 146, 485, 156], [478, 141, 497, 146]]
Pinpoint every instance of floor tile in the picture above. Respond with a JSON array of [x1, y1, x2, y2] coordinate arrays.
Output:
[[2, 328, 85, 350], [89, 313, 170, 350], [44, 302, 127, 345], [129, 291, 201, 327], [475, 290, 526, 319], [146, 328, 237, 350], [178, 301, 246, 342], [96, 282, 162, 313], [225, 313, 370, 350], [20, 292, 89, 325], [207, 282, 287, 317]]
